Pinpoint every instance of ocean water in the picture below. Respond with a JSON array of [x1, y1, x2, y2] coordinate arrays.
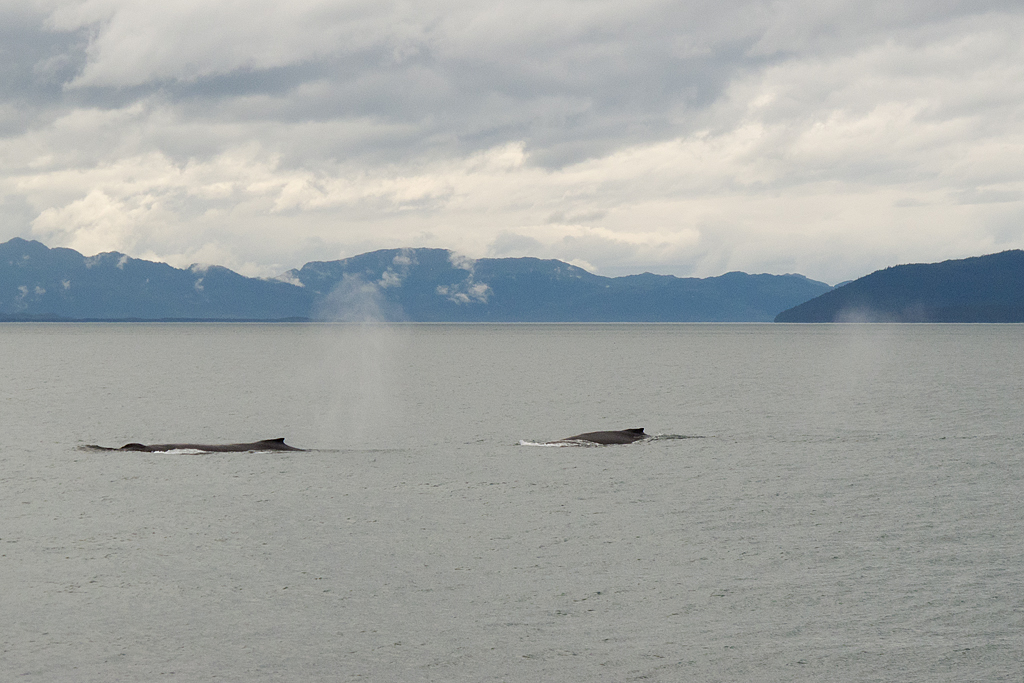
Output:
[[2, 323, 1022, 682]]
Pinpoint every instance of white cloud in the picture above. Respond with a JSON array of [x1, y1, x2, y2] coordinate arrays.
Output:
[[43, 0, 392, 87], [437, 279, 490, 304], [271, 272, 304, 287], [0, 1, 1019, 283], [376, 249, 416, 288], [448, 252, 475, 271], [29, 188, 157, 256]]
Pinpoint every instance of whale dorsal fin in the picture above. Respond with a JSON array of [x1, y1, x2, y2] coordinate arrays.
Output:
[[261, 438, 287, 444], [625, 428, 645, 434]]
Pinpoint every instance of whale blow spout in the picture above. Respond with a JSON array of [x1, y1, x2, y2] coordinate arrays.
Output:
[[113, 438, 305, 453], [556, 428, 648, 445]]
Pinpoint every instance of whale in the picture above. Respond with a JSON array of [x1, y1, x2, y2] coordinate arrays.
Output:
[[555, 428, 649, 445], [89, 438, 305, 453]]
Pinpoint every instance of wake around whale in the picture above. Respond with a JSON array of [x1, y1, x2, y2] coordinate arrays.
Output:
[[554, 428, 649, 445], [86, 438, 305, 453]]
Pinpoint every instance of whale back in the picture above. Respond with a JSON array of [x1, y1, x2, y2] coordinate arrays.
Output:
[[114, 438, 304, 452], [558, 428, 648, 445]]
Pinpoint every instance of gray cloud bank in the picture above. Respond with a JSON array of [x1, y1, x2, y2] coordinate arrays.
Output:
[[1, 0, 1022, 283]]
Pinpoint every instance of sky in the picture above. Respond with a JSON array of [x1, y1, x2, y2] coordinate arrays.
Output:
[[1, 0, 1022, 284]]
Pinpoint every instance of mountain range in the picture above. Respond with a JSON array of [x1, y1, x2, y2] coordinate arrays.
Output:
[[775, 250, 1024, 322], [0, 238, 831, 322], [8, 237, 1020, 323]]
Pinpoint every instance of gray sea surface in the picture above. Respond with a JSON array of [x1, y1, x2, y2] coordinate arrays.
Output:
[[2, 323, 1022, 681]]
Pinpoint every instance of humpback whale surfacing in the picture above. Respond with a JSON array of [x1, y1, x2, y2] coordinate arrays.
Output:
[[97, 438, 305, 453], [556, 428, 649, 445]]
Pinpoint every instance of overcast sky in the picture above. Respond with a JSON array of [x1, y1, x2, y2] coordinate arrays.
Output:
[[1, 0, 1022, 283]]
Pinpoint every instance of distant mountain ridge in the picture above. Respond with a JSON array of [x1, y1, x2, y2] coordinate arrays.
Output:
[[0, 237, 312, 321], [775, 250, 1024, 322], [284, 248, 832, 322], [0, 237, 831, 322]]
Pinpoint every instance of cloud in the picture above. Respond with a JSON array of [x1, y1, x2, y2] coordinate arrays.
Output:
[[437, 250, 489, 303], [488, 232, 543, 257], [272, 272, 304, 287], [378, 250, 416, 288], [0, 1, 1020, 283], [436, 280, 490, 305], [448, 251, 475, 271], [29, 188, 155, 256]]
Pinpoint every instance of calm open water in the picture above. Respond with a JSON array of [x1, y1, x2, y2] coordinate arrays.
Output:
[[1, 323, 1022, 681]]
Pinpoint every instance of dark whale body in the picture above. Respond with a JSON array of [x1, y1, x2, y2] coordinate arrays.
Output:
[[557, 428, 648, 445], [114, 438, 304, 453]]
